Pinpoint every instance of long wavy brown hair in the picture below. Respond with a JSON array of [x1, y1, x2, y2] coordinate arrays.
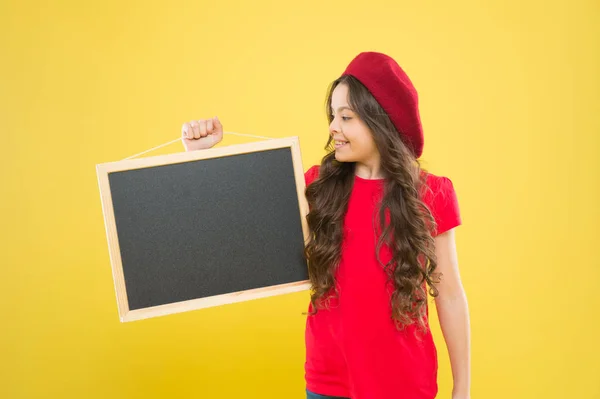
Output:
[[303, 75, 440, 331]]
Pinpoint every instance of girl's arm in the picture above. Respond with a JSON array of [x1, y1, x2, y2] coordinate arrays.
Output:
[[433, 228, 471, 399]]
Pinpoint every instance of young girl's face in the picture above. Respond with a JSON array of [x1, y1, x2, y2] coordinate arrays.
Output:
[[329, 83, 380, 166]]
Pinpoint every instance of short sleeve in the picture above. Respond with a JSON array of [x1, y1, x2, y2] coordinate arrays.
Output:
[[423, 174, 461, 236], [304, 165, 320, 187]]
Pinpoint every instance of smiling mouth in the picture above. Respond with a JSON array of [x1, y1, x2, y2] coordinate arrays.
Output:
[[334, 140, 349, 149]]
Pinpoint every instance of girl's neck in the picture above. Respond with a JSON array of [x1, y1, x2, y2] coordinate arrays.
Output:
[[354, 162, 385, 180]]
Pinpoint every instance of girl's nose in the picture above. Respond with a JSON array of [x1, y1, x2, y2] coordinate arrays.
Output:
[[329, 118, 339, 136]]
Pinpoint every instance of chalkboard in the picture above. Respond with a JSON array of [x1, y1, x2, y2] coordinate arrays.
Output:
[[96, 137, 310, 322]]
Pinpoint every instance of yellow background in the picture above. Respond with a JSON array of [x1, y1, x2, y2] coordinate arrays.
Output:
[[1, 0, 599, 398]]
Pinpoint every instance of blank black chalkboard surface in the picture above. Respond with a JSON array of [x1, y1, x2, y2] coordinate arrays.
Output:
[[96, 137, 310, 322]]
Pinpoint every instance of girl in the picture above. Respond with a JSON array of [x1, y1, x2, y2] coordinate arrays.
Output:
[[182, 52, 471, 399]]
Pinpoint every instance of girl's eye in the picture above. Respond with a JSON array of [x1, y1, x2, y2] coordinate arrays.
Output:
[[330, 114, 352, 121]]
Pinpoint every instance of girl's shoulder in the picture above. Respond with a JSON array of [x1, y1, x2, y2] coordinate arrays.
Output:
[[304, 165, 321, 187], [421, 171, 455, 195], [420, 171, 461, 235]]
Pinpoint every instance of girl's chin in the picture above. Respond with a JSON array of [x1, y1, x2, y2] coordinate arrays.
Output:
[[334, 152, 354, 162]]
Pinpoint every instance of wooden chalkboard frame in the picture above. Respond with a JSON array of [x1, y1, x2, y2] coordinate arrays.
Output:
[[96, 137, 310, 322]]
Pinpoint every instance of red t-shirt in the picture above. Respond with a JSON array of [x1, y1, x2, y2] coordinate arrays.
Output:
[[303, 165, 461, 399]]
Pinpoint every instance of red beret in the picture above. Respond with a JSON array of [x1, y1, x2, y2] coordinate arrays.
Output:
[[342, 52, 424, 158]]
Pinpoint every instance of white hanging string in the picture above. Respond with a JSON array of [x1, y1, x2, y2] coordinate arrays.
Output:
[[121, 131, 275, 161]]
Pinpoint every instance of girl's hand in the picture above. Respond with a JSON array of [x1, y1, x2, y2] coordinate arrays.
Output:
[[181, 117, 223, 151], [452, 392, 470, 399]]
